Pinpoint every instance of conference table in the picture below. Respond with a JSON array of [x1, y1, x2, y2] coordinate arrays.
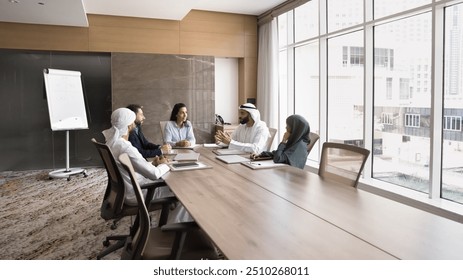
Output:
[[162, 146, 463, 260]]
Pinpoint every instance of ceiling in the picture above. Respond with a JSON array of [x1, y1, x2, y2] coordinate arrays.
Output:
[[0, 0, 286, 27]]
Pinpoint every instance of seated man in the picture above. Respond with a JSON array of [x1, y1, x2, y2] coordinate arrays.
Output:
[[127, 104, 171, 158], [215, 103, 269, 154], [103, 107, 192, 224]]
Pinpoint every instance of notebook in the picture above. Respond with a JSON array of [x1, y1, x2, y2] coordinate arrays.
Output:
[[216, 155, 250, 164], [212, 149, 249, 155], [169, 161, 212, 171], [173, 152, 200, 162], [240, 160, 287, 170]]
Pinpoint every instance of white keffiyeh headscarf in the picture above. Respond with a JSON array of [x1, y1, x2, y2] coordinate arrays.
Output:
[[102, 108, 136, 147], [239, 103, 261, 123]]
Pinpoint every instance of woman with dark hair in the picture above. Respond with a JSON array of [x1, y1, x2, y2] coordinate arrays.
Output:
[[164, 103, 196, 147]]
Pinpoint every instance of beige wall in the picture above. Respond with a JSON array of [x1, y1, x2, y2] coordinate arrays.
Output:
[[0, 10, 257, 104]]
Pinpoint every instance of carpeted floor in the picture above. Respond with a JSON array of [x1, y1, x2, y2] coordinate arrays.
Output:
[[0, 167, 137, 260]]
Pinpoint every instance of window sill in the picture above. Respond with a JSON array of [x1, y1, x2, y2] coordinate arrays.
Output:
[[358, 178, 463, 224], [304, 162, 463, 224]]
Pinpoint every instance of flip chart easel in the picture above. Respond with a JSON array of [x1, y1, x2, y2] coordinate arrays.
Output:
[[43, 68, 88, 181]]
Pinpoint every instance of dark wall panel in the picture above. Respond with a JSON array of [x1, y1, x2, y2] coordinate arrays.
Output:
[[0, 49, 111, 171]]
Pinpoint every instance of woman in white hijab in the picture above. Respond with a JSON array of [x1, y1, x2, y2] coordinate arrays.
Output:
[[103, 108, 193, 224]]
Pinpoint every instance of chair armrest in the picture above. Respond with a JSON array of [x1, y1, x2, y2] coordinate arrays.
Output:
[[140, 180, 168, 204], [161, 221, 198, 232], [140, 180, 167, 191]]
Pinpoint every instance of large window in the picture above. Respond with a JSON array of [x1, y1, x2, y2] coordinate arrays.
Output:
[[374, 0, 431, 19], [443, 4, 463, 203], [327, 0, 363, 33], [277, 0, 463, 208], [374, 13, 432, 194], [328, 31, 364, 145], [295, 42, 320, 160]]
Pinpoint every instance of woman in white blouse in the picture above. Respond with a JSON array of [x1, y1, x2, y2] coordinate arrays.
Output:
[[164, 103, 196, 147]]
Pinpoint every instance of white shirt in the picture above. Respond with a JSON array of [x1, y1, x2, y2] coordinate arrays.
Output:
[[108, 137, 170, 205], [164, 120, 196, 146], [228, 121, 269, 154]]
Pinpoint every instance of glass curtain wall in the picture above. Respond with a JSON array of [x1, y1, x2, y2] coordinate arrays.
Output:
[[277, 0, 463, 205], [374, 13, 432, 194], [443, 3, 463, 202]]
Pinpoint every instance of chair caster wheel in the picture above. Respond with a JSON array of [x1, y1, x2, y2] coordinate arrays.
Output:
[[103, 240, 110, 247]]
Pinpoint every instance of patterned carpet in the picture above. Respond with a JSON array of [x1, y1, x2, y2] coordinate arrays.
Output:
[[0, 167, 134, 260]]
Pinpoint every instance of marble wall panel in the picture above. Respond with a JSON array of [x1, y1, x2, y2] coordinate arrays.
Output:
[[112, 53, 215, 144]]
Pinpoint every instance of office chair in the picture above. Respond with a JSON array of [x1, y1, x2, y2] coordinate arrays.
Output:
[[159, 121, 168, 143], [91, 138, 173, 259], [265, 128, 278, 151], [318, 142, 370, 188], [307, 132, 320, 154], [118, 153, 220, 260]]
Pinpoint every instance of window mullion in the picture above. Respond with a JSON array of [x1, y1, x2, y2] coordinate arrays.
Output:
[[430, 3, 444, 199]]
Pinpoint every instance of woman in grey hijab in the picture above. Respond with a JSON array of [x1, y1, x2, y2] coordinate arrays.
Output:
[[271, 114, 311, 169]]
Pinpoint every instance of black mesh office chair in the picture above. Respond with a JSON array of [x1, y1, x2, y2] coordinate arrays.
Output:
[[91, 138, 174, 259], [118, 153, 220, 260]]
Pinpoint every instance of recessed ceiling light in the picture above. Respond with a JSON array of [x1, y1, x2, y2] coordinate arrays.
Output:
[[9, 0, 20, 4]]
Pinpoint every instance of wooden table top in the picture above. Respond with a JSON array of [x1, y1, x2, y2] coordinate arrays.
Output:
[[163, 148, 395, 260], [196, 146, 463, 259]]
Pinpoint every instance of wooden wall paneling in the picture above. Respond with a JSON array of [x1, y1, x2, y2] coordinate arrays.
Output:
[[182, 10, 245, 23], [0, 22, 88, 51], [243, 15, 258, 104], [239, 58, 246, 104], [179, 32, 244, 57], [87, 14, 180, 54], [87, 14, 179, 30], [240, 57, 258, 103], [244, 15, 258, 36], [89, 26, 180, 53], [180, 10, 245, 57], [245, 34, 258, 58]]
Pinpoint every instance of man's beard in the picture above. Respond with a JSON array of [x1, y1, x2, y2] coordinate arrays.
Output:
[[239, 116, 249, 125]]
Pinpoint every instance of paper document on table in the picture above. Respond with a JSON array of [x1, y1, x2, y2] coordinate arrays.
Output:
[[203, 143, 228, 148], [172, 144, 200, 150], [241, 160, 287, 170], [212, 149, 249, 155], [216, 155, 250, 164]]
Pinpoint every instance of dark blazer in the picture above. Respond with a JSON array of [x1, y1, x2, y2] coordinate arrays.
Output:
[[128, 125, 163, 158]]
